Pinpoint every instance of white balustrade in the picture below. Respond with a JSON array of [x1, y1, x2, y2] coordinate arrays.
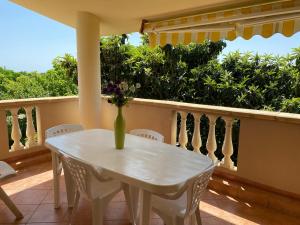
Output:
[[178, 111, 188, 149], [10, 108, 24, 151], [207, 115, 218, 163], [192, 112, 202, 153], [221, 117, 234, 170], [177, 110, 236, 170], [24, 106, 36, 148]]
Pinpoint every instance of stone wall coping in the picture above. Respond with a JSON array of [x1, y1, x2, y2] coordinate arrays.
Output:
[[1, 95, 300, 124]]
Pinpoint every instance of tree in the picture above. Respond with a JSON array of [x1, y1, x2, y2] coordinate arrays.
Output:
[[52, 54, 78, 85]]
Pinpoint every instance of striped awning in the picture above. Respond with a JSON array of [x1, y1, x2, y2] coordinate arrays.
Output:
[[142, 0, 300, 47]]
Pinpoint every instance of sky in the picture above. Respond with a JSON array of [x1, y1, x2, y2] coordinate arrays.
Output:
[[1, 1, 300, 72]]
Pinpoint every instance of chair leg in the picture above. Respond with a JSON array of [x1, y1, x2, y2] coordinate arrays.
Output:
[[0, 187, 23, 219], [69, 191, 80, 225], [92, 198, 105, 225], [195, 208, 202, 225], [190, 214, 196, 225], [62, 161, 76, 208], [52, 151, 61, 209]]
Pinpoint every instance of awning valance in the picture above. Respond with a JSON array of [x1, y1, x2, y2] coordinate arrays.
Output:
[[142, 0, 300, 47]]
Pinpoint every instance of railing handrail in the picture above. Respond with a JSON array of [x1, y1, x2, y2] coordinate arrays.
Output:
[[0, 96, 78, 109], [129, 98, 300, 124], [1, 95, 300, 124]]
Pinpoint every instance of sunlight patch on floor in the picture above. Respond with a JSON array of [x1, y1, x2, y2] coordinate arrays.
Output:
[[201, 201, 258, 224], [2, 170, 52, 193]]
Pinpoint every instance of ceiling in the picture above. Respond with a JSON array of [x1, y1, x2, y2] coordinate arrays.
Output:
[[11, 0, 277, 35]]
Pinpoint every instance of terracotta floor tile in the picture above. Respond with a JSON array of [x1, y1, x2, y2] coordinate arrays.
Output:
[[25, 223, 68, 225], [201, 216, 236, 225], [105, 201, 130, 220], [1, 161, 299, 225], [103, 221, 131, 225], [12, 189, 49, 205], [26, 223, 68, 225], [29, 204, 69, 223], [42, 190, 68, 204], [0, 224, 25, 225], [0, 203, 38, 224]]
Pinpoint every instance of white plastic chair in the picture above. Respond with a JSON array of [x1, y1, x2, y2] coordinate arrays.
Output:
[[46, 124, 84, 208], [151, 164, 215, 225], [130, 129, 164, 142], [62, 156, 134, 225], [0, 161, 23, 219]]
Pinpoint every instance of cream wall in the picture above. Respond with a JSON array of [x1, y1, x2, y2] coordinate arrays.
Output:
[[238, 118, 300, 194], [36, 98, 80, 145], [0, 110, 10, 159], [100, 100, 176, 144]]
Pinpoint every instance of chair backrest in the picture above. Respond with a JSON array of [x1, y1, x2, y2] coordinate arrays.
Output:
[[62, 156, 95, 199], [130, 129, 164, 142], [185, 164, 215, 217], [46, 124, 83, 138]]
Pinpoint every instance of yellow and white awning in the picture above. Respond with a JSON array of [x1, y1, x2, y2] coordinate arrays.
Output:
[[142, 0, 300, 47]]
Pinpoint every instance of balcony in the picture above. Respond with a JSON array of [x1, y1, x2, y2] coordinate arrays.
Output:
[[1, 96, 300, 224], [1, 160, 299, 225]]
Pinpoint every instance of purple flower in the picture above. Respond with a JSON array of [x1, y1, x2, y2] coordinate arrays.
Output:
[[103, 80, 133, 107], [115, 87, 122, 95]]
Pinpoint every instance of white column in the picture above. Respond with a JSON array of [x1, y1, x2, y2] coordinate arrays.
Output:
[[10, 108, 24, 151], [221, 117, 234, 170], [179, 111, 188, 149], [24, 106, 36, 148], [192, 113, 201, 153], [76, 12, 101, 129], [207, 115, 218, 163]]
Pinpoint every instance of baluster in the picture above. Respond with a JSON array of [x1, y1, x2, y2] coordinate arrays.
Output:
[[25, 106, 36, 148], [221, 117, 234, 170], [178, 111, 188, 149], [192, 113, 202, 153], [10, 108, 24, 151], [207, 115, 218, 163]]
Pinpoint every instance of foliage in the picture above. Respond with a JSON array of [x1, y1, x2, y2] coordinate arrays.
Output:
[[281, 98, 300, 113], [99, 36, 300, 114], [0, 54, 78, 100], [1, 35, 300, 164]]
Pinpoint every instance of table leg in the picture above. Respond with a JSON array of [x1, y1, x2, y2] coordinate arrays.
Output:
[[122, 183, 136, 225], [51, 151, 61, 209], [139, 190, 152, 225]]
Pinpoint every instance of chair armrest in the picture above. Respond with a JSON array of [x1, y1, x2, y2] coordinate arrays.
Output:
[[0, 161, 16, 180]]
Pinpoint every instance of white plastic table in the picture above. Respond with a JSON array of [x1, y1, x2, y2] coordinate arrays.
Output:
[[45, 129, 212, 225]]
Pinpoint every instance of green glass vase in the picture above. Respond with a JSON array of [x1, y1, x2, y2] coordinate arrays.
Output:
[[114, 106, 125, 149]]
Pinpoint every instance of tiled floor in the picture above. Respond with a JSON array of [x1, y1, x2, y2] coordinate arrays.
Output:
[[1, 161, 299, 225]]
